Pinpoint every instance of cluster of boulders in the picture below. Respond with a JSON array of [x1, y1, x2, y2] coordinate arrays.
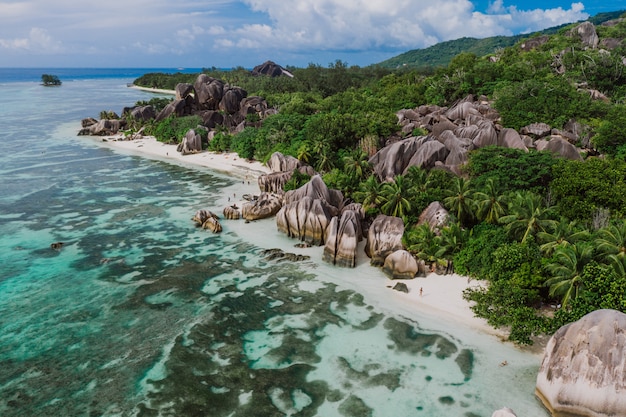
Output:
[[191, 209, 222, 233], [230, 152, 438, 278], [78, 72, 276, 155], [377, 94, 585, 180]]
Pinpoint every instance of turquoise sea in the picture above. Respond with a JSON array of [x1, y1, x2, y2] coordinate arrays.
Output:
[[0, 69, 550, 417]]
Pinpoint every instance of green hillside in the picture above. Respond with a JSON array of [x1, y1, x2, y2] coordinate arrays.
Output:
[[377, 10, 625, 69]]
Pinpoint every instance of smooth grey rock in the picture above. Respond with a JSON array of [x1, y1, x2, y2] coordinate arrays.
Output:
[[536, 309, 626, 417], [392, 282, 409, 293], [177, 129, 202, 155], [276, 196, 335, 246], [365, 215, 404, 266], [417, 202, 449, 231], [383, 250, 418, 279], [323, 209, 363, 267], [498, 128, 528, 151], [241, 193, 282, 220]]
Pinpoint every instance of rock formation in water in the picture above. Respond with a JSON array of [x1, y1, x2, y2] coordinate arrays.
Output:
[[322, 207, 364, 267], [382, 250, 418, 279], [241, 193, 283, 221], [223, 205, 241, 220], [535, 309, 626, 417], [365, 215, 405, 266], [192, 209, 222, 233]]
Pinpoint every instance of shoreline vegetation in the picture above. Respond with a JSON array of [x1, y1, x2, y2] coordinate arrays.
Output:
[[82, 13, 626, 350], [91, 133, 524, 350]]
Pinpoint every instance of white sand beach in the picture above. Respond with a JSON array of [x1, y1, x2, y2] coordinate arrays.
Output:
[[92, 134, 520, 348], [128, 85, 176, 95], [95, 134, 270, 179]]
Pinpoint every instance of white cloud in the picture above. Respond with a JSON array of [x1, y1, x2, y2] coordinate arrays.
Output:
[[0, 0, 592, 66], [0, 27, 63, 52], [208, 0, 590, 53]]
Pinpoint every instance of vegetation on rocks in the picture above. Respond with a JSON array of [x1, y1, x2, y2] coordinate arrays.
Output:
[[127, 11, 626, 344]]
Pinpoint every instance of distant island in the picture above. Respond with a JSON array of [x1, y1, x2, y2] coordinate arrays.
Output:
[[41, 74, 62, 86]]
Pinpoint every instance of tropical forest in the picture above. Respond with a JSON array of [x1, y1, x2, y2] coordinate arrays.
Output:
[[125, 11, 626, 345]]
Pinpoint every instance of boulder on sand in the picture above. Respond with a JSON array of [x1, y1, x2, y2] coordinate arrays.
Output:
[[365, 215, 405, 266], [535, 309, 626, 417]]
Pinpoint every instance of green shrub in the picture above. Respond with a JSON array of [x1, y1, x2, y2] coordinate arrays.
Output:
[[146, 115, 202, 144]]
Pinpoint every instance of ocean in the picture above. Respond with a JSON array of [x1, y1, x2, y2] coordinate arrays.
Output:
[[0, 69, 550, 417]]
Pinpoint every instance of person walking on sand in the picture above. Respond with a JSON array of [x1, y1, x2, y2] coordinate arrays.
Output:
[[420, 287, 423, 296]]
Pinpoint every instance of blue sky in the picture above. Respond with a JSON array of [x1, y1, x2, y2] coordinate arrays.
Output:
[[0, 0, 621, 68]]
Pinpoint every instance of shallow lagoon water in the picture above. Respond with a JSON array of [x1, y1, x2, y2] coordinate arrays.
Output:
[[0, 72, 550, 416]]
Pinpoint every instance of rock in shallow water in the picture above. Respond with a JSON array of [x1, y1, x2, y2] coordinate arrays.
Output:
[[535, 309, 626, 417]]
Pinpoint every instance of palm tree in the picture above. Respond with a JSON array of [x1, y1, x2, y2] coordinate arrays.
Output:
[[403, 223, 440, 266], [380, 175, 413, 219], [545, 242, 593, 308], [342, 149, 371, 181], [355, 175, 384, 214], [595, 220, 626, 262], [607, 253, 626, 278], [405, 165, 429, 194], [473, 178, 508, 224], [312, 139, 334, 173], [443, 177, 475, 225], [297, 143, 312, 164], [435, 223, 468, 274], [537, 218, 590, 255], [499, 191, 558, 244]]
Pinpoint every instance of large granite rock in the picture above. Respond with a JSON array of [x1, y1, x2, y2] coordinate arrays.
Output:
[[258, 171, 293, 193], [276, 196, 335, 246], [220, 86, 247, 114], [536, 137, 583, 161], [417, 201, 449, 231], [191, 209, 222, 233], [251, 60, 294, 78], [283, 175, 343, 212], [404, 140, 449, 172], [365, 215, 405, 266], [223, 205, 241, 220], [369, 136, 428, 182], [535, 309, 626, 417], [471, 119, 499, 148], [267, 151, 303, 173], [572, 21, 599, 49], [176, 129, 203, 155], [125, 105, 156, 122], [241, 193, 282, 220], [498, 128, 528, 151], [85, 119, 126, 136], [323, 208, 363, 267], [155, 98, 192, 121], [175, 83, 195, 100], [194, 74, 224, 110], [382, 250, 418, 279]]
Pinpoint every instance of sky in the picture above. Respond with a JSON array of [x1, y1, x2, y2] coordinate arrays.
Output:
[[0, 0, 622, 69]]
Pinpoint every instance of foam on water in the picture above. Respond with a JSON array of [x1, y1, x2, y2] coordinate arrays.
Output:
[[0, 74, 550, 417]]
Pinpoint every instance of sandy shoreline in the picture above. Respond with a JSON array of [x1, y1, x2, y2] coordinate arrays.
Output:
[[128, 84, 176, 95], [95, 134, 270, 179], [91, 133, 536, 353]]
